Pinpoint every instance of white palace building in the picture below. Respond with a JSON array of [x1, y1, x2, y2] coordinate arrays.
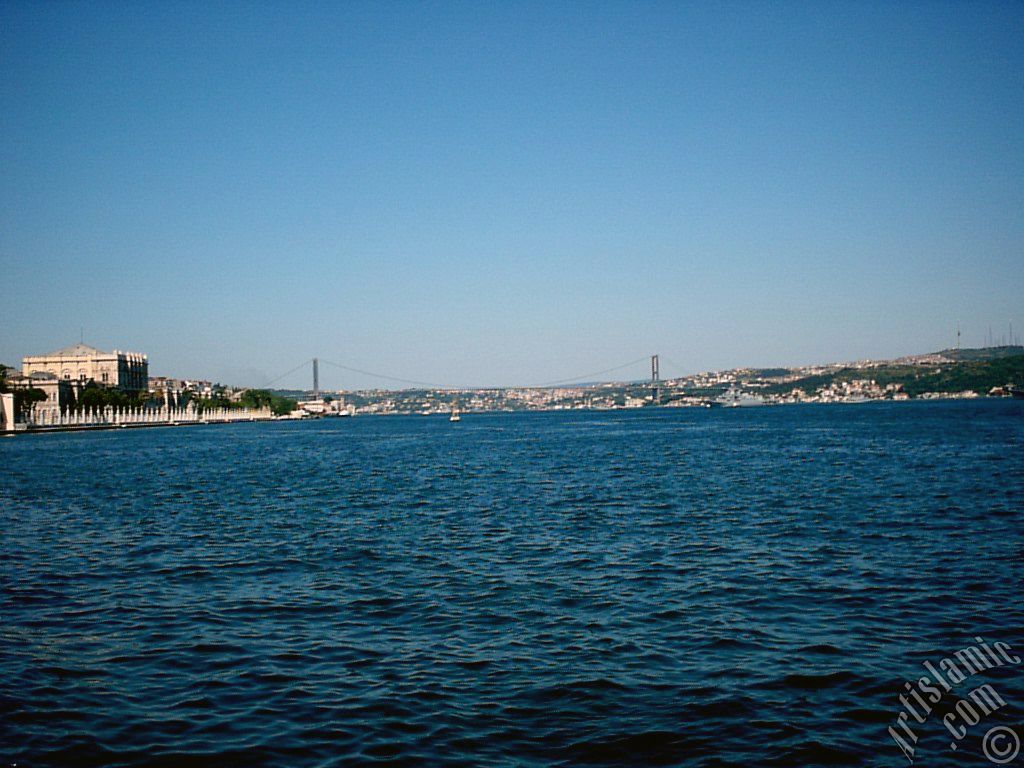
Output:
[[3, 342, 150, 418], [2, 342, 272, 431], [22, 342, 149, 390]]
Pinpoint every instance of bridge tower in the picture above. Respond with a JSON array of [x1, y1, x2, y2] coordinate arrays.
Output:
[[313, 357, 319, 400], [651, 354, 660, 405]]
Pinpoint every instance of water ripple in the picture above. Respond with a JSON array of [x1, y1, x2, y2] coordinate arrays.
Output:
[[1, 400, 1022, 766]]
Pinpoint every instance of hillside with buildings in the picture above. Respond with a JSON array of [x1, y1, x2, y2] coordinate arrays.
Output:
[[755, 350, 1024, 401], [266, 346, 1024, 415]]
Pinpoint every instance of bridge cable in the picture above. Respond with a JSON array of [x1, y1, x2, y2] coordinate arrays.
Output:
[[532, 356, 651, 388], [319, 358, 447, 390], [281, 355, 658, 392], [262, 359, 313, 388], [659, 356, 688, 380]]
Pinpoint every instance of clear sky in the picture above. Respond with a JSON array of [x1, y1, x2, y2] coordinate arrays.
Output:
[[2, 1, 1022, 389]]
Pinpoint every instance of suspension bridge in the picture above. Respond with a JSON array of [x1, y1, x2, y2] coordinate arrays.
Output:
[[260, 354, 685, 398]]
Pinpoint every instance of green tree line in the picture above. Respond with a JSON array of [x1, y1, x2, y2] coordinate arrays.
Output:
[[191, 388, 297, 416]]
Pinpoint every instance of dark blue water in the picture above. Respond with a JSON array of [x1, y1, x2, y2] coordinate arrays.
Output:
[[2, 401, 1023, 767]]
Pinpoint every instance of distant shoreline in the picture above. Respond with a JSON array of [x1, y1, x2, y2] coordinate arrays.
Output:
[[7, 394, 1020, 437]]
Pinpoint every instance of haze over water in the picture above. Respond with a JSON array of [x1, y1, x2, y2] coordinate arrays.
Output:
[[2, 400, 1022, 766]]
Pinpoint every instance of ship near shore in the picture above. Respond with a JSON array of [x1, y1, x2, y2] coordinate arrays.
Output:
[[713, 386, 765, 407]]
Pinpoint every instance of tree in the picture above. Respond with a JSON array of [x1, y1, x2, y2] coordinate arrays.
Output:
[[76, 382, 152, 411], [236, 388, 296, 415], [238, 389, 274, 409], [14, 388, 47, 419], [268, 395, 297, 416], [1, 365, 49, 419]]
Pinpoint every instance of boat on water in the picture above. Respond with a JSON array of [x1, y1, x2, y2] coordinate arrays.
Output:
[[449, 407, 461, 422], [714, 386, 765, 408]]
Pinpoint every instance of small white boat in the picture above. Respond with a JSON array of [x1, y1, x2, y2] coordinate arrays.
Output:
[[449, 407, 461, 422]]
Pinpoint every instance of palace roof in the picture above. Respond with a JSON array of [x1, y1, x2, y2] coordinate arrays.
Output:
[[39, 343, 109, 358]]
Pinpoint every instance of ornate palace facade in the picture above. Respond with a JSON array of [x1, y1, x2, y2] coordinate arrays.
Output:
[[22, 343, 149, 391]]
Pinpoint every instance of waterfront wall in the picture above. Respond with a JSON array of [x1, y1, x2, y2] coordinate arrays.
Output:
[[10, 403, 273, 432], [1, 393, 14, 431]]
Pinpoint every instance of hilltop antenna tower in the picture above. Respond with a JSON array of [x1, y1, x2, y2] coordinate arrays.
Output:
[[651, 354, 660, 405], [313, 357, 320, 400], [957, 321, 961, 352]]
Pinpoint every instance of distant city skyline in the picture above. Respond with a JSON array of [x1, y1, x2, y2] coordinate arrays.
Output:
[[2, 2, 1022, 390], [7, 334, 1022, 394]]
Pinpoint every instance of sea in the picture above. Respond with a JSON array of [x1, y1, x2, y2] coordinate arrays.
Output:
[[2, 399, 1022, 767]]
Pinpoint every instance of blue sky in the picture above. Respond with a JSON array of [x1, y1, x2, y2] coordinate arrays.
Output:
[[2, 1, 1022, 389]]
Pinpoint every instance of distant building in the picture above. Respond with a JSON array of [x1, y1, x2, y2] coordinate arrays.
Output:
[[296, 397, 348, 416], [148, 376, 186, 407], [183, 379, 214, 398], [22, 343, 149, 391], [4, 371, 75, 415]]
